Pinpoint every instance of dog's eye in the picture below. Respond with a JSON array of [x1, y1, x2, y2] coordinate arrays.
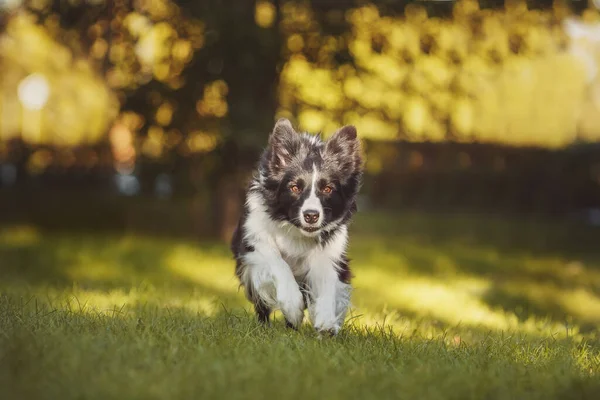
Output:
[[322, 186, 333, 194], [290, 185, 301, 194]]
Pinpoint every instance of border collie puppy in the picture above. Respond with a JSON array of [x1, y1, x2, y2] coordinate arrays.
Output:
[[231, 118, 363, 335]]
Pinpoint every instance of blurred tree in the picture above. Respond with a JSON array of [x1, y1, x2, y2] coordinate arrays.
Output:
[[276, 0, 600, 150], [0, 0, 282, 240], [179, 0, 282, 241], [2, 0, 600, 236]]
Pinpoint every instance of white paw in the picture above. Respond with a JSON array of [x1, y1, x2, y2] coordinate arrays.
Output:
[[277, 284, 304, 328], [313, 319, 340, 334], [314, 322, 340, 337], [312, 305, 340, 334]]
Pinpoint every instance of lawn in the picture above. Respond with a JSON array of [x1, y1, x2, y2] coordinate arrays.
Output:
[[1, 211, 600, 400]]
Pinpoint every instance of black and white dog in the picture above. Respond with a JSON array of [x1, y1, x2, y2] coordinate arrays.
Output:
[[231, 118, 363, 335]]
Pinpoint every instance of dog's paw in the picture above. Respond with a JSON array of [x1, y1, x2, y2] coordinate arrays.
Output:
[[285, 319, 300, 331], [313, 318, 341, 336], [315, 326, 339, 339], [277, 285, 304, 328], [310, 301, 340, 335]]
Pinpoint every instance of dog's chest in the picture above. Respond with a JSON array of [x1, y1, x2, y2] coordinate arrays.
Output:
[[273, 231, 318, 275]]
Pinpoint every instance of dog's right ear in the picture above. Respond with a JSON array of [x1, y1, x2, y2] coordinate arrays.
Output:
[[268, 118, 299, 171]]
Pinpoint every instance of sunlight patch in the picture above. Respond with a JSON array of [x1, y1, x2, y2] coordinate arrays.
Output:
[[0, 224, 41, 246], [66, 261, 122, 282], [165, 245, 240, 294], [351, 268, 575, 337], [562, 289, 600, 324], [35, 286, 228, 318]]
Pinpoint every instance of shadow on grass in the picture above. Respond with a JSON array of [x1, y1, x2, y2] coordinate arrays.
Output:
[[350, 211, 600, 331], [3, 210, 600, 337], [353, 210, 600, 261], [0, 229, 245, 311]]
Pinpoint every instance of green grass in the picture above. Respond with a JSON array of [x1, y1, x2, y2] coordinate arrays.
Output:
[[1, 211, 600, 399]]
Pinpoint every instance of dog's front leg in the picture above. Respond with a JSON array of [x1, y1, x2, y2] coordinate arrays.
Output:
[[243, 248, 305, 328], [306, 256, 351, 336]]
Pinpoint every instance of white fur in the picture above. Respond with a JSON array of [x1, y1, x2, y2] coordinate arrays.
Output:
[[241, 191, 351, 332], [299, 164, 324, 229], [241, 192, 305, 326], [303, 132, 321, 147], [305, 225, 351, 334]]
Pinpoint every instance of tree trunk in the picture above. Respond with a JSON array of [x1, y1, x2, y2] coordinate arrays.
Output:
[[214, 173, 243, 243], [209, 0, 282, 242]]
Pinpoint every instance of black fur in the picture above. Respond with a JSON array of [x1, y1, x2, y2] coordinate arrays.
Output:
[[231, 118, 363, 327], [256, 121, 362, 233]]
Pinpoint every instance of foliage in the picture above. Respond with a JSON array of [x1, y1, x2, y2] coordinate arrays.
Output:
[[0, 12, 118, 148], [0, 0, 250, 173], [277, 0, 600, 148], [3, 0, 600, 169], [1, 212, 600, 399]]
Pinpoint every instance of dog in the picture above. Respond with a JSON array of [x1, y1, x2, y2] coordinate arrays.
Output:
[[230, 118, 363, 335]]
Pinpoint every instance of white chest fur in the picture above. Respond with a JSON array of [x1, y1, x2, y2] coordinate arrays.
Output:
[[240, 191, 352, 333], [274, 228, 319, 277], [244, 191, 348, 273]]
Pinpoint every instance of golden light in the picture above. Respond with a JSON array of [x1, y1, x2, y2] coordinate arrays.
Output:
[[186, 131, 218, 153], [91, 38, 108, 59], [343, 76, 362, 98], [135, 22, 176, 66], [298, 109, 326, 132], [287, 34, 304, 53], [124, 12, 152, 38], [451, 97, 474, 137], [109, 122, 136, 173], [0, 0, 22, 11], [155, 102, 174, 126], [17, 73, 50, 111], [196, 80, 228, 118], [172, 39, 192, 62], [153, 63, 170, 81], [275, 1, 600, 147], [26, 149, 53, 175], [403, 97, 429, 137], [255, 1, 276, 28], [142, 126, 165, 158]]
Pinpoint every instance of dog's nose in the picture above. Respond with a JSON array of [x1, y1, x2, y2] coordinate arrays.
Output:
[[303, 209, 320, 224]]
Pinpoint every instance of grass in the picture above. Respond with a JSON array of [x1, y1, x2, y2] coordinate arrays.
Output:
[[1, 210, 600, 399]]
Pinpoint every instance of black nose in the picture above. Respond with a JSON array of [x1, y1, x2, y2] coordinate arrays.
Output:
[[303, 209, 320, 224]]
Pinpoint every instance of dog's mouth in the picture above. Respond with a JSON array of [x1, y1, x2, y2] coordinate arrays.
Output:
[[302, 226, 319, 233]]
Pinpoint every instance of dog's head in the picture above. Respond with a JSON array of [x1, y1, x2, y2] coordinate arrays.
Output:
[[259, 118, 363, 237]]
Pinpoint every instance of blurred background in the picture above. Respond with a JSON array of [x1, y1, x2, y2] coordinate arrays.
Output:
[[2, 0, 600, 339], [1, 0, 600, 240]]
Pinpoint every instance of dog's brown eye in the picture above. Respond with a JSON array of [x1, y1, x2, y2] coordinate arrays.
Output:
[[322, 186, 333, 194], [290, 185, 301, 194]]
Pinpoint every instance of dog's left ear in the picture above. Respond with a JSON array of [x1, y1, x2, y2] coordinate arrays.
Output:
[[324, 125, 362, 176]]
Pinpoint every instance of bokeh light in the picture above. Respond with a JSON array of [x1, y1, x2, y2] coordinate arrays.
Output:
[[17, 73, 50, 111], [276, 0, 600, 149], [0, 0, 22, 11], [2, 0, 600, 179], [255, 0, 276, 28]]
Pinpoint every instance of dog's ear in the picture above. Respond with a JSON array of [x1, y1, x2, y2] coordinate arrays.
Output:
[[324, 125, 362, 177], [268, 118, 299, 171]]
